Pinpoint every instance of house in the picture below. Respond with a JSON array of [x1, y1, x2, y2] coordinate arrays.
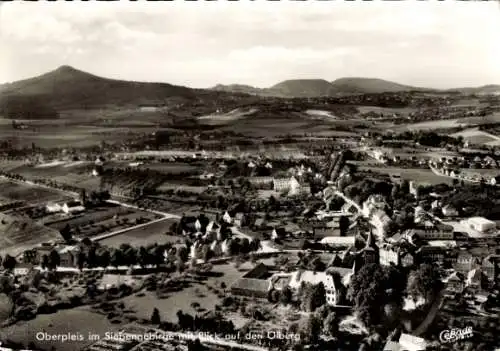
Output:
[[441, 204, 459, 217], [286, 269, 351, 306], [320, 236, 356, 247], [396, 333, 427, 351], [370, 209, 392, 238], [205, 221, 220, 238], [252, 218, 267, 230], [234, 213, 247, 227], [445, 272, 465, 294], [222, 211, 232, 224], [482, 254, 500, 281], [379, 245, 414, 267], [221, 239, 232, 256], [271, 227, 287, 241], [210, 241, 222, 257], [313, 225, 341, 239], [58, 245, 80, 267], [466, 268, 484, 291], [462, 217, 496, 233], [415, 246, 445, 264], [95, 157, 105, 166], [230, 263, 271, 299], [46, 203, 62, 213], [454, 250, 479, 273], [231, 278, 271, 299], [411, 223, 454, 240], [62, 200, 85, 214], [273, 176, 302, 194], [248, 177, 273, 189]]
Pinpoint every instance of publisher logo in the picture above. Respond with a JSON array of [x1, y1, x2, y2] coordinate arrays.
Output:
[[439, 327, 473, 343]]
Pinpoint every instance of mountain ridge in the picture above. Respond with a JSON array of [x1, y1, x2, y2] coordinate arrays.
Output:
[[2, 66, 500, 112]]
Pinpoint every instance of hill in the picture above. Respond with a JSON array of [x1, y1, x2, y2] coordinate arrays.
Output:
[[211, 84, 262, 95], [212, 77, 433, 97], [329, 77, 427, 94], [269, 79, 337, 98], [0, 65, 200, 115], [447, 85, 500, 95]]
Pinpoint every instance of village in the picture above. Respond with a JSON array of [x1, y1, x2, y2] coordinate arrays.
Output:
[[0, 132, 499, 351]]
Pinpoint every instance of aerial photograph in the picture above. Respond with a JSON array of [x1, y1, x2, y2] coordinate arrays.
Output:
[[0, 1, 499, 351]]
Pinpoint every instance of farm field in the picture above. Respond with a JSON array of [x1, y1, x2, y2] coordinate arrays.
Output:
[[0, 212, 60, 255], [359, 166, 454, 185], [397, 112, 500, 132], [0, 125, 140, 149], [0, 178, 71, 204], [0, 308, 125, 351], [136, 162, 201, 174], [97, 218, 180, 248], [46, 205, 158, 239], [356, 106, 417, 115], [451, 128, 500, 146]]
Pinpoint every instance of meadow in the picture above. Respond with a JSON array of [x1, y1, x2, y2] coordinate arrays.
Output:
[[0, 308, 125, 351], [0, 178, 71, 204], [97, 218, 180, 248]]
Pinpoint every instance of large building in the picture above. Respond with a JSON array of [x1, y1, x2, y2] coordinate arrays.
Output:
[[462, 217, 496, 233]]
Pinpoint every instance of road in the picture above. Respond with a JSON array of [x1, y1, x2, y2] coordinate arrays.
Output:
[[413, 289, 446, 336]]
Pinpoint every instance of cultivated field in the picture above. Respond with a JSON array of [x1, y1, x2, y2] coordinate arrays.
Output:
[[97, 218, 180, 248], [136, 162, 201, 174], [46, 205, 158, 239], [0, 213, 60, 256], [451, 128, 500, 146], [0, 179, 72, 204], [397, 112, 500, 132], [359, 166, 454, 185]]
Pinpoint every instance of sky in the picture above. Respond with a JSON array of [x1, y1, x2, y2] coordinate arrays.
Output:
[[1, 1, 500, 89]]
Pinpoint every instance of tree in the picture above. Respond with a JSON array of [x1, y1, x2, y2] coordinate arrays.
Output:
[[151, 307, 161, 324], [300, 314, 321, 345], [348, 263, 406, 330], [323, 311, 339, 337], [41, 254, 49, 270], [406, 264, 441, 303], [48, 249, 60, 270], [76, 251, 86, 271], [59, 224, 72, 243], [110, 249, 124, 268], [280, 287, 292, 305], [2, 254, 16, 271]]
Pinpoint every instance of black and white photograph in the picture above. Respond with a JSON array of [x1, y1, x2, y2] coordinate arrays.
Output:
[[0, 1, 500, 351]]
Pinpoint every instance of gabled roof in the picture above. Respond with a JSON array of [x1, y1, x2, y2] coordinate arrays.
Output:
[[231, 278, 270, 293]]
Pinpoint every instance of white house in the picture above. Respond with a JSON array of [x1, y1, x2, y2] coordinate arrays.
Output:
[[463, 217, 496, 233], [62, 200, 85, 214], [222, 211, 232, 224], [195, 219, 202, 232], [46, 203, 62, 213], [442, 204, 458, 217], [286, 268, 352, 306], [370, 209, 392, 238], [221, 239, 232, 256], [320, 236, 356, 246], [288, 271, 338, 305], [210, 240, 222, 257], [273, 177, 292, 192]]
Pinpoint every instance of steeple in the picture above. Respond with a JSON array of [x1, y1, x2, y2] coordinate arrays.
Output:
[[365, 229, 379, 250]]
